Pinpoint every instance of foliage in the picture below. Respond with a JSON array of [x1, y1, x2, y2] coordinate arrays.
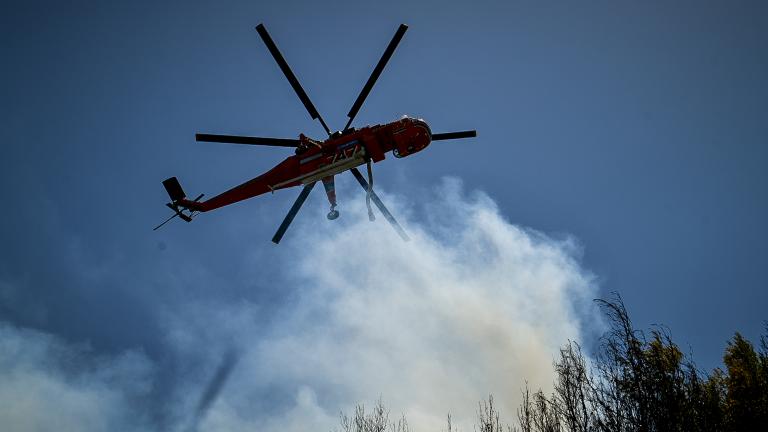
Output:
[[509, 295, 768, 432], [338, 399, 410, 432], [336, 297, 767, 432]]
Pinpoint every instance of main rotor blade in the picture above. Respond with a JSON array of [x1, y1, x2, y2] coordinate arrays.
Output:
[[189, 350, 239, 432], [344, 24, 408, 131], [350, 167, 410, 241], [272, 182, 316, 244], [196, 133, 300, 147], [431, 130, 477, 141], [255, 24, 331, 135]]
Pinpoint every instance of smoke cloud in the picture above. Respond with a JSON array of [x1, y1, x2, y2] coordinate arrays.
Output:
[[0, 323, 153, 431], [0, 178, 599, 432], [184, 178, 599, 431]]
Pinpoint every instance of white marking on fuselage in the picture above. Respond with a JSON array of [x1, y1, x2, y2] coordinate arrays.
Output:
[[271, 146, 367, 189]]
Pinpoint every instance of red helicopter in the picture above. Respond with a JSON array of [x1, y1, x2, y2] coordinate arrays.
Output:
[[156, 23, 476, 243]]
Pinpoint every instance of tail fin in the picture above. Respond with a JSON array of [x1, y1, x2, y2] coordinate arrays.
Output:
[[163, 177, 186, 202], [162, 177, 205, 211]]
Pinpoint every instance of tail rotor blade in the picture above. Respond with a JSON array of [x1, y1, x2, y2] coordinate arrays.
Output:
[[272, 182, 316, 244], [153, 213, 179, 231], [431, 130, 477, 141], [350, 168, 409, 241], [344, 24, 408, 131], [255, 24, 331, 135]]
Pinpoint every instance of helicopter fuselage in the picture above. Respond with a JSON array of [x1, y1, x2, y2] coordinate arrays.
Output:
[[188, 116, 431, 212]]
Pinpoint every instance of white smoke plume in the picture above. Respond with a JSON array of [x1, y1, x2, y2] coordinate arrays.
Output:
[[187, 178, 599, 432], [0, 323, 153, 432], [0, 178, 599, 432]]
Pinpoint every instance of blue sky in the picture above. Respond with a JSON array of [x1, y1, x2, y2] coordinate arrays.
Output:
[[1, 0, 766, 430]]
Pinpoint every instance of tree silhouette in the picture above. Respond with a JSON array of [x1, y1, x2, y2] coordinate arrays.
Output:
[[336, 295, 766, 432]]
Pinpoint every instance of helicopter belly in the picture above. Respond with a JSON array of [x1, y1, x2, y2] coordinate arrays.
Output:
[[271, 144, 367, 188], [301, 155, 366, 184]]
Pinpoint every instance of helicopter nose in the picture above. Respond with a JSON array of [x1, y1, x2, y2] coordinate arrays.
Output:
[[413, 121, 432, 148]]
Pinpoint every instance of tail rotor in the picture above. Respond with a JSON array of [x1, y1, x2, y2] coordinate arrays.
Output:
[[154, 177, 204, 230]]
